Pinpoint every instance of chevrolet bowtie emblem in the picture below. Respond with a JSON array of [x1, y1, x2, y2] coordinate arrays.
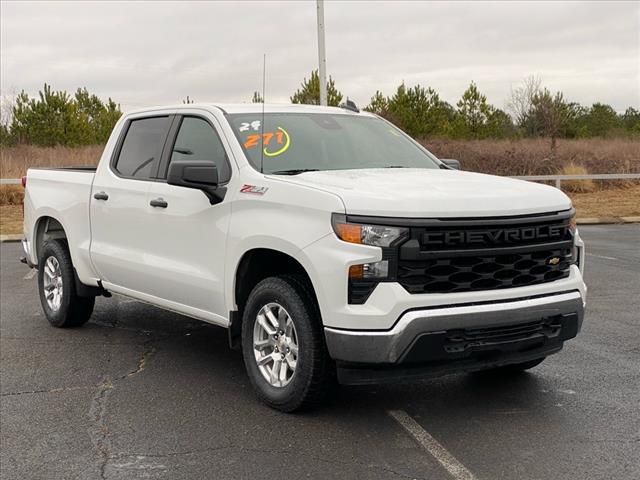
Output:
[[548, 257, 561, 265]]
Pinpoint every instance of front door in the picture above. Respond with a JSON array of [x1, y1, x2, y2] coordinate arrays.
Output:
[[141, 114, 234, 324]]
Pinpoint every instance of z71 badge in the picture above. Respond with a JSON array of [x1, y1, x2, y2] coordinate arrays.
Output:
[[240, 184, 269, 195]]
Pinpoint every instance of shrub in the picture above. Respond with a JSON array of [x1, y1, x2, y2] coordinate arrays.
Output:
[[559, 163, 596, 193]]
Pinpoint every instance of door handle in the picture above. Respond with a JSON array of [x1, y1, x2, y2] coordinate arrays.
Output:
[[93, 191, 109, 201], [150, 198, 168, 208]]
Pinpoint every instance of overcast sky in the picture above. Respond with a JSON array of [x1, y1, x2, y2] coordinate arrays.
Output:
[[1, 1, 638, 113]]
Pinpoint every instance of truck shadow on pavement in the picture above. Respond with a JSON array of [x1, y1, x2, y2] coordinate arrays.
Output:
[[88, 295, 551, 419]]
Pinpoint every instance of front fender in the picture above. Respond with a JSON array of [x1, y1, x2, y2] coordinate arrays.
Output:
[[225, 234, 328, 312]]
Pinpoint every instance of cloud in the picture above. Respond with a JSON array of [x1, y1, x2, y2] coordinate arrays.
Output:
[[1, 0, 638, 112]]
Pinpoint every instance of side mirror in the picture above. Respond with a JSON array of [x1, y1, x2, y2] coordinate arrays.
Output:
[[441, 159, 461, 170], [167, 160, 225, 204]]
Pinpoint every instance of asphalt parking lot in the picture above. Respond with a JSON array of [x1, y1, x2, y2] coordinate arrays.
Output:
[[1, 225, 639, 480]]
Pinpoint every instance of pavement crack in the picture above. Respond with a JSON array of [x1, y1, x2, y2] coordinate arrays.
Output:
[[87, 378, 114, 480], [1, 385, 94, 397], [121, 343, 156, 380], [86, 336, 158, 479]]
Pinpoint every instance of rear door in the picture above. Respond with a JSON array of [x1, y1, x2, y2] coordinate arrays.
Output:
[[143, 113, 234, 323], [90, 115, 173, 293]]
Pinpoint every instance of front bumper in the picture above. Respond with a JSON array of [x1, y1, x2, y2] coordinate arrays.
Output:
[[324, 290, 584, 384]]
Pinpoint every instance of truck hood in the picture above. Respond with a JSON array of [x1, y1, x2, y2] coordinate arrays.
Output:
[[275, 168, 572, 217]]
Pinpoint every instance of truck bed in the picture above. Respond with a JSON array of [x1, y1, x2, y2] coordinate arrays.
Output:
[[23, 167, 97, 280]]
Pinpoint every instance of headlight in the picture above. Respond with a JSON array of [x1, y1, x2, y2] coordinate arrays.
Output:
[[331, 214, 408, 247]]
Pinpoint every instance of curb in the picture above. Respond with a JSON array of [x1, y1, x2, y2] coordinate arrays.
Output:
[[577, 216, 640, 225], [0, 234, 23, 243]]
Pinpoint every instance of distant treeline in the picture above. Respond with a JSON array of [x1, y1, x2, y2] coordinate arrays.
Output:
[[0, 84, 122, 147], [2, 74, 639, 147], [281, 71, 640, 146]]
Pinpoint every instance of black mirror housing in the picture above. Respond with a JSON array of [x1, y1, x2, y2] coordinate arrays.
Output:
[[167, 160, 225, 204], [168, 160, 219, 187], [441, 159, 461, 170]]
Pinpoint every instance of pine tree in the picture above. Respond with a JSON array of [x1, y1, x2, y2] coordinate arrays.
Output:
[[290, 70, 343, 106], [10, 84, 122, 146], [365, 91, 388, 115], [251, 91, 263, 103], [455, 82, 493, 139]]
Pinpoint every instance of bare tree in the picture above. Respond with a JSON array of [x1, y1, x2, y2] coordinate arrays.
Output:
[[531, 88, 570, 151], [507, 75, 541, 129], [0, 90, 17, 128]]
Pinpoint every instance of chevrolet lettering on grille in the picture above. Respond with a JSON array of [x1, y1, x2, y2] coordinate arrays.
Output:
[[422, 224, 568, 247]]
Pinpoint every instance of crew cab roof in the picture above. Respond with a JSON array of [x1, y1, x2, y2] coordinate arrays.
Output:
[[123, 103, 375, 117]]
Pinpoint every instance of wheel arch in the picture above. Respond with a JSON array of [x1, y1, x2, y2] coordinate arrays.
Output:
[[229, 247, 321, 349], [34, 215, 69, 262], [33, 215, 103, 298]]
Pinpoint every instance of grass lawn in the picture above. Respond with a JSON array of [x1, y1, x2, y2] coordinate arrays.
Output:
[[570, 185, 640, 219], [0, 205, 24, 236]]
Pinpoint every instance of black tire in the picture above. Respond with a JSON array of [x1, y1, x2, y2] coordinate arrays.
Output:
[[241, 275, 333, 412], [37, 240, 95, 328]]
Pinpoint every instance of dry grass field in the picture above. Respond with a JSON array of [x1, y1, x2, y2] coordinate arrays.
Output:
[[424, 138, 640, 178], [569, 185, 640, 218], [0, 205, 23, 236], [0, 144, 103, 179], [1, 139, 638, 235]]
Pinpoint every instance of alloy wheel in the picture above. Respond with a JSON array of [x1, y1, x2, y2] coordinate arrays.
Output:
[[42, 256, 63, 311], [253, 302, 299, 387]]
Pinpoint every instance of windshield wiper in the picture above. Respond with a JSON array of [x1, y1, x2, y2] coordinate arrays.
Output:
[[270, 169, 321, 175]]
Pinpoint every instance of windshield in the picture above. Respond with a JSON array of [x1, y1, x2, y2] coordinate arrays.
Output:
[[227, 113, 440, 174]]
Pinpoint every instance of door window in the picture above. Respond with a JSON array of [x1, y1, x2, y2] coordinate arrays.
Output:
[[169, 117, 231, 183], [113, 116, 170, 179]]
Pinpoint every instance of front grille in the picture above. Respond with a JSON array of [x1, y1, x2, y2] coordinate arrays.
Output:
[[346, 210, 575, 303], [398, 246, 573, 294], [397, 211, 574, 294]]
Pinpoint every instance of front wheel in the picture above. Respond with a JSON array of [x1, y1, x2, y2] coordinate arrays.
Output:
[[241, 276, 333, 412], [37, 240, 95, 328]]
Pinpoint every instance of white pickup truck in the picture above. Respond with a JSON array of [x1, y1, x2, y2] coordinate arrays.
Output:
[[22, 103, 586, 411]]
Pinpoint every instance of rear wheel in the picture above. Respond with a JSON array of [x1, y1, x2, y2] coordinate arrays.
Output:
[[38, 240, 94, 328], [241, 276, 332, 412]]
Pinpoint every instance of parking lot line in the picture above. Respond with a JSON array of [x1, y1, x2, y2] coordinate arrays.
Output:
[[586, 253, 619, 261], [23, 269, 37, 280], [388, 410, 477, 480]]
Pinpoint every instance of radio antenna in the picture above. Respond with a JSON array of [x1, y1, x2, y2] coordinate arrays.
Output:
[[260, 53, 266, 174]]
